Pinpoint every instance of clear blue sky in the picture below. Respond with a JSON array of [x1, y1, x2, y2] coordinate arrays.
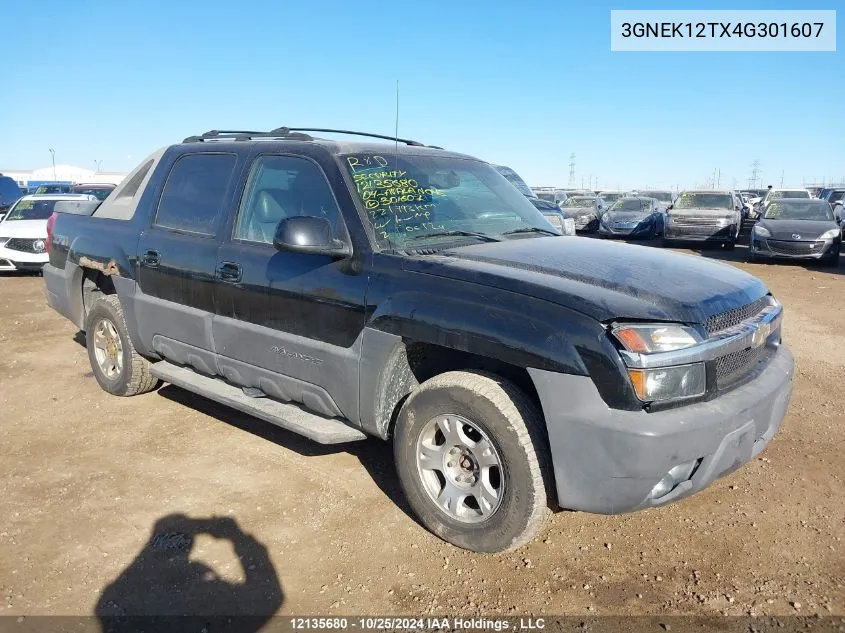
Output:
[[0, 0, 842, 190]]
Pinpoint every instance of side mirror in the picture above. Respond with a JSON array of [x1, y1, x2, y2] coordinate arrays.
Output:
[[667, 204, 674, 211], [273, 216, 351, 258]]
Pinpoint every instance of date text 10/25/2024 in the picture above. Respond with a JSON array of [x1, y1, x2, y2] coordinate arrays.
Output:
[[290, 617, 547, 630]]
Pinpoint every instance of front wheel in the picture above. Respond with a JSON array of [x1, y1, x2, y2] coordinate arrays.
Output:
[[393, 371, 551, 553], [85, 294, 160, 396]]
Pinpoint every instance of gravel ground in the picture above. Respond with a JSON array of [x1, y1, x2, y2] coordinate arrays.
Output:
[[0, 241, 842, 620]]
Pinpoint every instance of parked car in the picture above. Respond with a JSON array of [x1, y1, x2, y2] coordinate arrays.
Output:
[[598, 197, 664, 239], [0, 194, 98, 272], [749, 199, 841, 266], [634, 190, 674, 211], [43, 128, 793, 553], [494, 166, 575, 235], [70, 183, 117, 201], [597, 191, 624, 206], [559, 195, 603, 232], [818, 188, 845, 207], [34, 183, 73, 194], [663, 190, 742, 249], [0, 174, 23, 221]]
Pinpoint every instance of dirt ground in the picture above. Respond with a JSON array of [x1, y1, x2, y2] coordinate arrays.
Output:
[[0, 240, 842, 620]]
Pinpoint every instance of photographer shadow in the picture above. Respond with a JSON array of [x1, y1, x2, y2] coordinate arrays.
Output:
[[96, 513, 283, 632]]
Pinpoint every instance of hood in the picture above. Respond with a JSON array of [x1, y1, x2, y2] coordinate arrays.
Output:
[[528, 197, 562, 212], [603, 210, 653, 223], [408, 237, 767, 324], [0, 219, 48, 239], [757, 219, 839, 240]]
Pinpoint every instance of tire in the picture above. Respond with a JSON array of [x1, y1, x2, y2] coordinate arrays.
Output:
[[724, 240, 736, 251], [819, 250, 840, 268], [85, 294, 160, 396], [393, 370, 551, 553]]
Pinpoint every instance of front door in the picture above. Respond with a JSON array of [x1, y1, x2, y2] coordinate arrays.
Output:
[[134, 152, 239, 375], [212, 153, 368, 421]]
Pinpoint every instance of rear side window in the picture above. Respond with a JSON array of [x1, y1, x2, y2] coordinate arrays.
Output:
[[154, 153, 237, 235]]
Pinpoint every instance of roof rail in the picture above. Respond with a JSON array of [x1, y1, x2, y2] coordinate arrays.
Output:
[[182, 129, 314, 143], [182, 127, 433, 147]]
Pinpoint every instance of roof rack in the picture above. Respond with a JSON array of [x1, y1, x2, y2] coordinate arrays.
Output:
[[183, 127, 435, 147]]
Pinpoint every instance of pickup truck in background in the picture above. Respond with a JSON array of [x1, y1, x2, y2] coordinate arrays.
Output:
[[43, 128, 794, 552]]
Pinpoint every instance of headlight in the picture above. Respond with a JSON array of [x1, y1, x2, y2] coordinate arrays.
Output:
[[612, 324, 702, 354], [579, 214, 592, 222], [753, 225, 771, 237], [715, 217, 732, 226], [820, 229, 839, 239], [627, 363, 706, 402]]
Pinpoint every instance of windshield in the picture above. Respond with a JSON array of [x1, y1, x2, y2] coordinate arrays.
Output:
[[535, 192, 556, 202], [562, 197, 596, 208], [610, 198, 652, 213], [674, 192, 733, 210], [639, 190, 673, 202], [72, 186, 113, 201], [3, 198, 58, 221], [342, 152, 554, 247], [769, 190, 810, 200], [600, 193, 623, 203], [763, 201, 833, 221], [494, 166, 535, 198], [828, 190, 845, 203]]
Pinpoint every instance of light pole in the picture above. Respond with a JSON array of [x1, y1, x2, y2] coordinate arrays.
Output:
[[49, 148, 56, 181], [94, 160, 102, 173]]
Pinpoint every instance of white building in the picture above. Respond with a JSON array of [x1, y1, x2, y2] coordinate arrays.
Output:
[[0, 164, 128, 190]]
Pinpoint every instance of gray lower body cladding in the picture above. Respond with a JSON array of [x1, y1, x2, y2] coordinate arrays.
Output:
[[529, 345, 794, 514]]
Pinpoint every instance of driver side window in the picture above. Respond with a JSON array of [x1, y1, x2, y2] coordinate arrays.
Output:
[[234, 155, 343, 244]]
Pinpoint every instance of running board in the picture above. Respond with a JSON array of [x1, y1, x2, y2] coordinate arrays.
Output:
[[150, 361, 367, 444]]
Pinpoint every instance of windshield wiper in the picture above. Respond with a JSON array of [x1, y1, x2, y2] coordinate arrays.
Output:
[[407, 230, 502, 243], [501, 226, 560, 237]]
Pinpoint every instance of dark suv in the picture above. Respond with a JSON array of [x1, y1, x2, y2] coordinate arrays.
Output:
[[43, 128, 794, 552], [0, 174, 23, 219]]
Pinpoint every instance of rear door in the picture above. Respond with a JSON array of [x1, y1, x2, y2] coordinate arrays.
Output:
[[212, 152, 368, 421], [134, 152, 239, 376]]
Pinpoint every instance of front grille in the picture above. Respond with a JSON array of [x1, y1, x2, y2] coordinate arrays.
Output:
[[671, 216, 725, 226], [4, 238, 43, 254], [705, 295, 770, 335], [767, 240, 824, 256], [669, 225, 729, 237], [715, 345, 773, 389]]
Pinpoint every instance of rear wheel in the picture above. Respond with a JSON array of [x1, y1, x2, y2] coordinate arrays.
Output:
[[85, 295, 160, 396], [393, 371, 551, 553]]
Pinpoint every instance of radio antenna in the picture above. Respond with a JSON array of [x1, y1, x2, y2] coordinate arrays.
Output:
[[394, 80, 400, 159]]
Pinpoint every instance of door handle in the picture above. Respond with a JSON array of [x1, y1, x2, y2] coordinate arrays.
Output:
[[216, 261, 243, 283], [142, 249, 160, 267]]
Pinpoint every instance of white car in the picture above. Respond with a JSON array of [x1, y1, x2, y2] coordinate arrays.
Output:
[[0, 194, 97, 272]]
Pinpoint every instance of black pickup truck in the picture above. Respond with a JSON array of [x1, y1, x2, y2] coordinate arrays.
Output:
[[43, 128, 794, 553]]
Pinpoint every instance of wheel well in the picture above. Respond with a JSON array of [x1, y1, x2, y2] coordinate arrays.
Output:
[[382, 341, 545, 439], [81, 269, 116, 323]]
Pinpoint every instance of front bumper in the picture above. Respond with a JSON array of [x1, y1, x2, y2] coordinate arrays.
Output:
[[528, 345, 794, 514], [0, 245, 48, 271], [598, 220, 657, 238], [750, 236, 840, 260]]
